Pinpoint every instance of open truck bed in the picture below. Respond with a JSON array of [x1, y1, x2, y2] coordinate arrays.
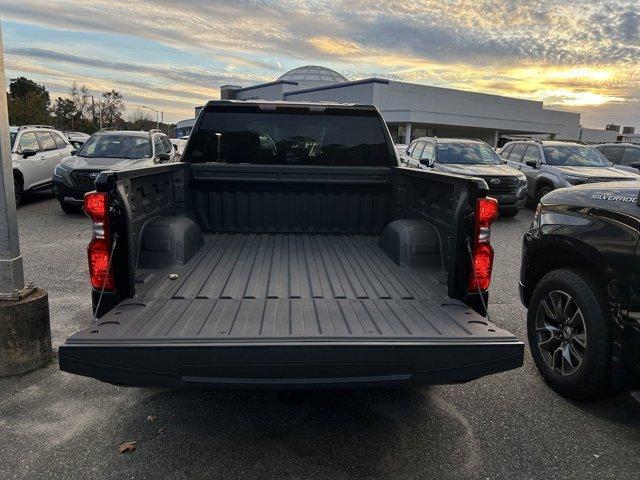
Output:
[[61, 233, 521, 388], [59, 101, 523, 388]]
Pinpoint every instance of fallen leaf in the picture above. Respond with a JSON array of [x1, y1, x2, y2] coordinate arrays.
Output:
[[117, 441, 137, 454], [158, 427, 166, 434], [147, 415, 157, 422]]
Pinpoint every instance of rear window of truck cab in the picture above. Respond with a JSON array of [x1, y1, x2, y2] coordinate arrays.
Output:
[[187, 108, 395, 167]]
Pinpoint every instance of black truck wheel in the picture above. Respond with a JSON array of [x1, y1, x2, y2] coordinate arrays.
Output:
[[60, 202, 82, 214], [536, 185, 553, 205], [527, 269, 612, 399]]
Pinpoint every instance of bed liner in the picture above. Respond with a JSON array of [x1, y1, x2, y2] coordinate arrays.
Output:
[[60, 233, 522, 388]]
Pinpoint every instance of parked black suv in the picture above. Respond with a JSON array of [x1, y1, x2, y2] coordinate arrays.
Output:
[[400, 138, 527, 216], [52, 129, 176, 213], [520, 181, 640, 399]]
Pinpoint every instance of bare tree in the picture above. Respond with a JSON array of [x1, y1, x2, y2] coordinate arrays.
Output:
[[100, 90, 125, 126], [69, 82, 91, 120], [128, 107, 153, 130]]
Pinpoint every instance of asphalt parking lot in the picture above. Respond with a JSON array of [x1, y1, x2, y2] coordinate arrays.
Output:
[[1, 192, 639, 480]]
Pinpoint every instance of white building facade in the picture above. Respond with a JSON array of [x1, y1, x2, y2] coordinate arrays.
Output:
[[178, 66, 613, 145], [220, 66, 585, 146]]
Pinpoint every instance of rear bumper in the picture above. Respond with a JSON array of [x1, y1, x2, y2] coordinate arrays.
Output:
[[59, 340, 523, 389]]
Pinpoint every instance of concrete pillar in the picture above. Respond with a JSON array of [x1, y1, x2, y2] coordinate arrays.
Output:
[[404, 122, 412, 144], [492, 130, 499, 147], [0, 24, 52, 376]]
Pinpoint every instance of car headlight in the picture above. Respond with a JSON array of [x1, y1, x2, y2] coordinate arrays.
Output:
[[53, 163, 71, 177], [517, 174, 527, 185], [561, 174, 588, 185]]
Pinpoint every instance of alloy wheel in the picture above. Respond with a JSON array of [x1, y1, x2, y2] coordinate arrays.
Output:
[[535, 290, 587, 376]]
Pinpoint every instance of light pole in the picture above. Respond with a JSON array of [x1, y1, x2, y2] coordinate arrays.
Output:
[[141, 105, 163, 132], [0, 24, 52, 376]]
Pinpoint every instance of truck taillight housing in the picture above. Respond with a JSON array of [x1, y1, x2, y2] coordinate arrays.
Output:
[[85, 191, 114, 291], [469, 197, 498, 292]]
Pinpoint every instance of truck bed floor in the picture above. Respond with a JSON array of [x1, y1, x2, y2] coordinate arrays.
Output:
[[73, 234, 514, 343]]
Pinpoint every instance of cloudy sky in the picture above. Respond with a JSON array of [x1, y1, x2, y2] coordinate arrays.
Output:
[[1, 0, 639, 127]]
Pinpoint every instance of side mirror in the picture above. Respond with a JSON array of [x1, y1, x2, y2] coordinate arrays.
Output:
[[22, 148, 38, 158], [630, 161, 640, 170], [525, 160, 538, 168], [419, 158, 434, 167], [71, 149, 78, 156], [156, 153, 171, 162]]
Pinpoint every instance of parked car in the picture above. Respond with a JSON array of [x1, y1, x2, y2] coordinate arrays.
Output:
[[594, 143, 640, 174], [170, 137, 188, 160], [520, 181, 640, 399], [58, 100, 523, 389], [9, 125, 75, 206], [400, 138, 527, 217], [63, 131, 91, 151], [394, 143, 407, 160], [500, 140, 639, 205], [52, 129, 177, 214]]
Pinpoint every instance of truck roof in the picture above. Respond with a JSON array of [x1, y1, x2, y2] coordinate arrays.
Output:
[[202, 99, 378, 112]]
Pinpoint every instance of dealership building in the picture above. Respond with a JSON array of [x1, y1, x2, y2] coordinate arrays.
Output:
[[177, 65, 616, 145]]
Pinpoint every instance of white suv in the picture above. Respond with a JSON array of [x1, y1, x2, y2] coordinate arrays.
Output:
[[9, 125, 74, 206]]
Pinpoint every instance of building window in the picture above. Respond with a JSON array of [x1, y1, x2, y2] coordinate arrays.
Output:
[[393, 125, 406, 144], [411, 127, 427, 141]]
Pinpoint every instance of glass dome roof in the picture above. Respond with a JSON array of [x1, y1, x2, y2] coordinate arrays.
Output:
[[277, 65, 348, 84]]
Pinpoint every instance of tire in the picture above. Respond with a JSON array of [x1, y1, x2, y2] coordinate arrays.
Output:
[[499, 208, 519, 218], [536, 184, 553, 205], [527, 269, 612, 400], [60, 202, 82, 214], [14, 176, 23, 207]]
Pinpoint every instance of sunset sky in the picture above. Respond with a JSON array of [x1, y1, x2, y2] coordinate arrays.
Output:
[[1, 0, 638, 128]]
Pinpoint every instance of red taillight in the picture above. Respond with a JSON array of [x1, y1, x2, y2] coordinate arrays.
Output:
[[88, 238, 114, 290], [85, 191, 114, 291], [469, 243, 494, 291], [469, 197, 498, 292], [476, 197, 499, 227], [84, 191, 108, 223]]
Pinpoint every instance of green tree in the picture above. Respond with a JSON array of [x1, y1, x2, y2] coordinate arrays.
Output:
[[53, 97, 77, 130], [7, 77, 51, 126]]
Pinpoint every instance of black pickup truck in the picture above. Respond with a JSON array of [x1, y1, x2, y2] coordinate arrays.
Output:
[[521, 181, 640, 399], [59, 100, 523, 389]]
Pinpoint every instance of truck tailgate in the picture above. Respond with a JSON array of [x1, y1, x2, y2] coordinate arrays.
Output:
[[60, 234, 523, 387]]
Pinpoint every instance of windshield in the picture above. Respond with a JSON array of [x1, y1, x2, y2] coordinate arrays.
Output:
[[188, 110, 394, 166], [78, 134, 151, 159], [543, 145, 610, 167], [436, 142, 502, 165], [10, 132, 17, 147]]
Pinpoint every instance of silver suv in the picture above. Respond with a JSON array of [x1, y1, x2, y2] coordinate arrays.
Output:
[[10, 125, 75, 206], [594, 143, 640, 174], [499, 140, 640, 204]]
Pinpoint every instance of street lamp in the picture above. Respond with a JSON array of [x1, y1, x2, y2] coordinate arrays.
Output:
[[141, 105, 163, 132]]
